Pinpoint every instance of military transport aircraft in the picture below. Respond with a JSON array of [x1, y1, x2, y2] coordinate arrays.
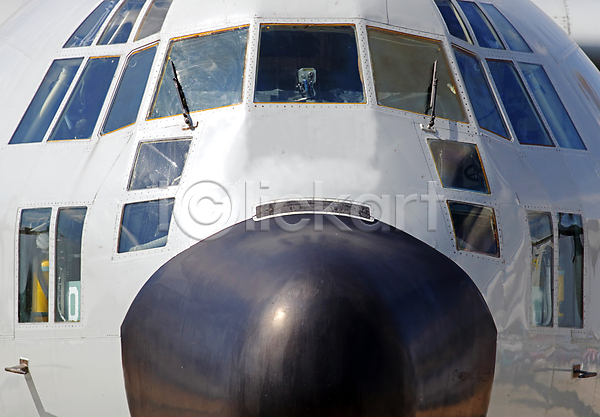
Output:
[[1, 0, 600, 416]]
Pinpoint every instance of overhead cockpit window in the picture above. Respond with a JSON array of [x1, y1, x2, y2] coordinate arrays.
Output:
[[519, 63, 586, 149], [103, 46, 157, 135], [480, 3, 531, 53], [448, 201, 499, 257], [129, 139, 191, 190], [149, 26, 248, 119], [98, 0, 146, 45], [55, 207, 86, 323], [434, 0, 472, 43], [457, 1, 504, 49], [429, 140, 489, 193], [64, 0, 119, 48], [18, 208, 52, 323], [368, 28, 465, 122], [254, 25, 364, 103], [454, 49, 508, 138], [119, 198, 174, 253], [9, 59, 83, 144], [49, 56, 120, 141], [487, 60, 553, 146], [135, 0, 173, 41], [527, 211, 553, 327], [558, 213, 584, 328]]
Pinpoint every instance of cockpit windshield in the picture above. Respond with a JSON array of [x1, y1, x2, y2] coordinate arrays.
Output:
[[254, 25, 364, 103]]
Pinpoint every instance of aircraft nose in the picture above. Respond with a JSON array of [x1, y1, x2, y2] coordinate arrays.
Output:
[[121, 214, 496, 417]]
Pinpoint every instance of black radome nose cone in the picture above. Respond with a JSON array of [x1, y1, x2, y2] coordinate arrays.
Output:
[[121, 215, 497, 416]]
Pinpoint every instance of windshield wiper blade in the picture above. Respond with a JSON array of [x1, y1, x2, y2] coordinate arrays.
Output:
[[171, 61, 196, 130], [426, 60, 438, 131]]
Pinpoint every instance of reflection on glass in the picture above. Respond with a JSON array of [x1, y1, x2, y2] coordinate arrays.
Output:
[[448, 202, 499, 257], [454, 49, 508, 137], [18, 208, 52, 323], [487, 60, 553, 146], [135, 0, 173, 41], [103, 46, 157, 134], [458, 1, 503, 49], [435, 0, 472, 43], [98, 0, 146, 45], [481, 3, 531, 53], [129, 139, 191, 190], [119, 198, 174, 253], [520, 63, 586, 149], [55, 208, 86, 323], [558, 213, 584, 328], [150, 27, 248, 119], [254, 25, 364, 103], [49, 57, 119, 141], [368, 28, 465, 122], [64, 0, 118, 48], [527, 212, 553, 327], [10, 59, 83, 144], [429, 140, 489, 193]]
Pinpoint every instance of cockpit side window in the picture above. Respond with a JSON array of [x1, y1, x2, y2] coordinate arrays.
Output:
[[527, 211, 553, 327], [129, 139, 191, 190], [558, 213, 584, 328], [9, 59, 83, 144], [55, 207, 86, 323], [480, 3, 531, 53], [149, 26, 248, 119], [429, 140, 489, 193], [64, 0, 119, 48], [135, 0, 173, 41], [254, 25, 364, 104], [18, 208, 52, 323], [454, 49, 508, 138], [487, 59, 553, 146], [49, 56, 120, 141], [457, 1, 504, 50], [98, 0, 146, 45], [434, 0, 472, 43], [448, 201, 499, 257], [368, 28, 465, 122], [118, 198, 174, 253], [103, 46, 157, 135], [519, 63, 586, 150]]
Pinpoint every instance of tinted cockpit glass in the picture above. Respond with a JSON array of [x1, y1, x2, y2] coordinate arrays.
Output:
[[487, 59, 553, 146], [9, 58, 83, 144], [49, 56, 120, 141], [429, 140, 489, 193], [368, 28, 466, 122], [149, 26, 248, 119], [434, 0, 472, 43], [98, 0, 146, 45], [454, 49, 508, 138], [458, 1, 504, 49], [448, 201, 499, 257], [254, 25, 364, 103], [135, 0, 174, 41], [481, 3, 531, 53], [64, 0, 118, 48]]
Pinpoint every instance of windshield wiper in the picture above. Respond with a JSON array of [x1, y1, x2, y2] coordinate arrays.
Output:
[[171, 61, 196, 130], [422, 60, 438, 133]]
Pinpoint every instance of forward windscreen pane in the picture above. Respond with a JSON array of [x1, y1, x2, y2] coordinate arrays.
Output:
[[454, 49, 508, 137], [434, 0, 471, 43], [368, 28, 465, 122], [135, 0, 173, 40], [98, 0, 146, 45], [103, 46, 157, 134], [119, 199, 174, 253], [254, 25, 364, 103], [150, 26, 248, 119], [448, 202, 499, 257], [527, 211, 553, 327], [487, 60, 553, 146], [458, 1, 503, 49], [10, 58, 83, 144], [49, 57, 120, 141], [519, 63, 586, 149], [481, 3, 531, 52], [129, 139, 191, 190], [64, 0, 118, 48], [429, 140, 489, 193]]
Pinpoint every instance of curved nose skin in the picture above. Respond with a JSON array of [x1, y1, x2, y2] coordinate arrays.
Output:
[[121, 215, 497, 417]]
